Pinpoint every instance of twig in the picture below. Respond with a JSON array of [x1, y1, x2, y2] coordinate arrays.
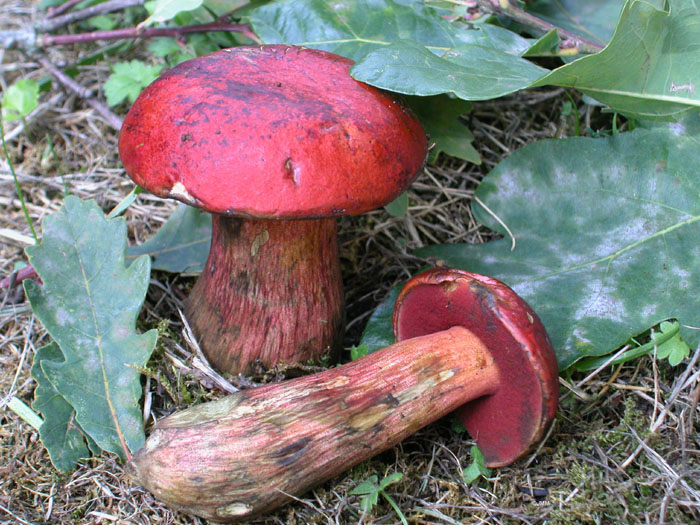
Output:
[[46, 0, 84, 19], [476, 0, 604, 55], [36, 56, 123, 131], [2, 20, 259, 50], [37, 0, 146, 33], [574, 344, 631, 388], [41, 21, 261, 46], [0, 503, 32, 525], [686, 381, 700, 437], [0, 265, 38, 289]]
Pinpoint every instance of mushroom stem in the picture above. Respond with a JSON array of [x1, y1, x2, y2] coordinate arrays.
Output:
[[132, 325, 499, 522], [185, 215, 344, 374]]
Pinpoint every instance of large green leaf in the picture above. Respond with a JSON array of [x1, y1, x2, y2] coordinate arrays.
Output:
[[246, 0, 533, 61], [247, 0, 455, 61], [361, 123, 700, 369], [532, 0, 700, 120], [404, 95, 479, 164], [143, 0, 203, 26], [526, 0, 626, 45], [25, 197, 157, 458], [351, 39, 548, 100], [421, 125, 700, 369], [247, 0, 549, 100], [360, 286, 399, 353], [127, 203, 211, 274], [31, 343, 92, 472]]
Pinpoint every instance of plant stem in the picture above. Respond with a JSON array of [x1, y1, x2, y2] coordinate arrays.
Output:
[[476, 0, 604, 55], [36, 56, 124, 131], [0, 115, 38, 244], [46, 0, 85, 19], [0, 265, 38, 289], [41, 21, 261, 46], [381, 491, 409, 525], [573, 323, 681, 371], [37, 0, 146, 33]]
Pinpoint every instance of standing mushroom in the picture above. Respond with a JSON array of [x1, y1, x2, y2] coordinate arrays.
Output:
[[119, 45, 428, 375], [131, 268, 559, 522]]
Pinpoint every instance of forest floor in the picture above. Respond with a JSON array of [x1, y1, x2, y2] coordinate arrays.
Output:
[[1, 1, 699, 524]]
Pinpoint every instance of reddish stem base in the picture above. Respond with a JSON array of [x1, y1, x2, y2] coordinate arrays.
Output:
[[185, 216, 344, 375]]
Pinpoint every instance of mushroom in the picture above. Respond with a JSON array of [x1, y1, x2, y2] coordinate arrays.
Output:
[[118, 45, 428, 375], [131, 268, 559, 522]]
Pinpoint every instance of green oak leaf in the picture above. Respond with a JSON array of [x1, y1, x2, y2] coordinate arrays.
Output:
[[419, 125, 700, 369], [246, 0, 533, 61], [404, 95, 479, 164], [360, 286, 399, 354], [247, 0, 548, 101], [25, 197, 157, 458], [143, 0, 203, 26], [2, 78, 39, 121], [350, 473, 404, 513], [351, 475, 381, 513], [526, 0, 626, 45], [351, 39, 548, 100], [463, 445, 491, 484], [31, 343, 93, 472], [361, 123, 700, 370], [87, 15, 118, 31], [147, 37, 185, 58], [385, 191, 409, 217], [246, 0, 459, 61], [203, 0, 251, 16], [350, 343, 371, 361], [532, 0, 700, 120], [522, 29, 561, 58], [653, 321, 690, 366], [103, 61, 163, 106], [127, 203, 211, 274]]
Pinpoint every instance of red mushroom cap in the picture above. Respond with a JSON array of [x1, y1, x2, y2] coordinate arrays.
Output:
[[393, 268, 559, 467], [119, 45, 428, 218]]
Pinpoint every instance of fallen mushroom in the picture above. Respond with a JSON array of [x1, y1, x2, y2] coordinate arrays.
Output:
[[118, 45, 427, 375], [131, 268, 559, 522]]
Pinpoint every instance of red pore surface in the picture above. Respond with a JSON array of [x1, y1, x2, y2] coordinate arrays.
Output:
[[119, 45, 427, 218], [393, 268, 559, 467]]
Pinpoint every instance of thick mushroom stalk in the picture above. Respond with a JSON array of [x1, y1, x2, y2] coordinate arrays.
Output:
[[118, 45, 427, 375], [186, 216, 344, 372], [131, 268, 559, 522], [132, 327, 497, 521]]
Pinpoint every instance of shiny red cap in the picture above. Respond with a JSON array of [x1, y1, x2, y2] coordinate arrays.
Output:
[[119, 45, 428, 218]]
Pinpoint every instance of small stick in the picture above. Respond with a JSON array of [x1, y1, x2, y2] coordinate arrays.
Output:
[[41, 21, 261, 47], [36, 56, 124, 131], [46, 0, 84, 19], [37, 0, 145, 33]]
